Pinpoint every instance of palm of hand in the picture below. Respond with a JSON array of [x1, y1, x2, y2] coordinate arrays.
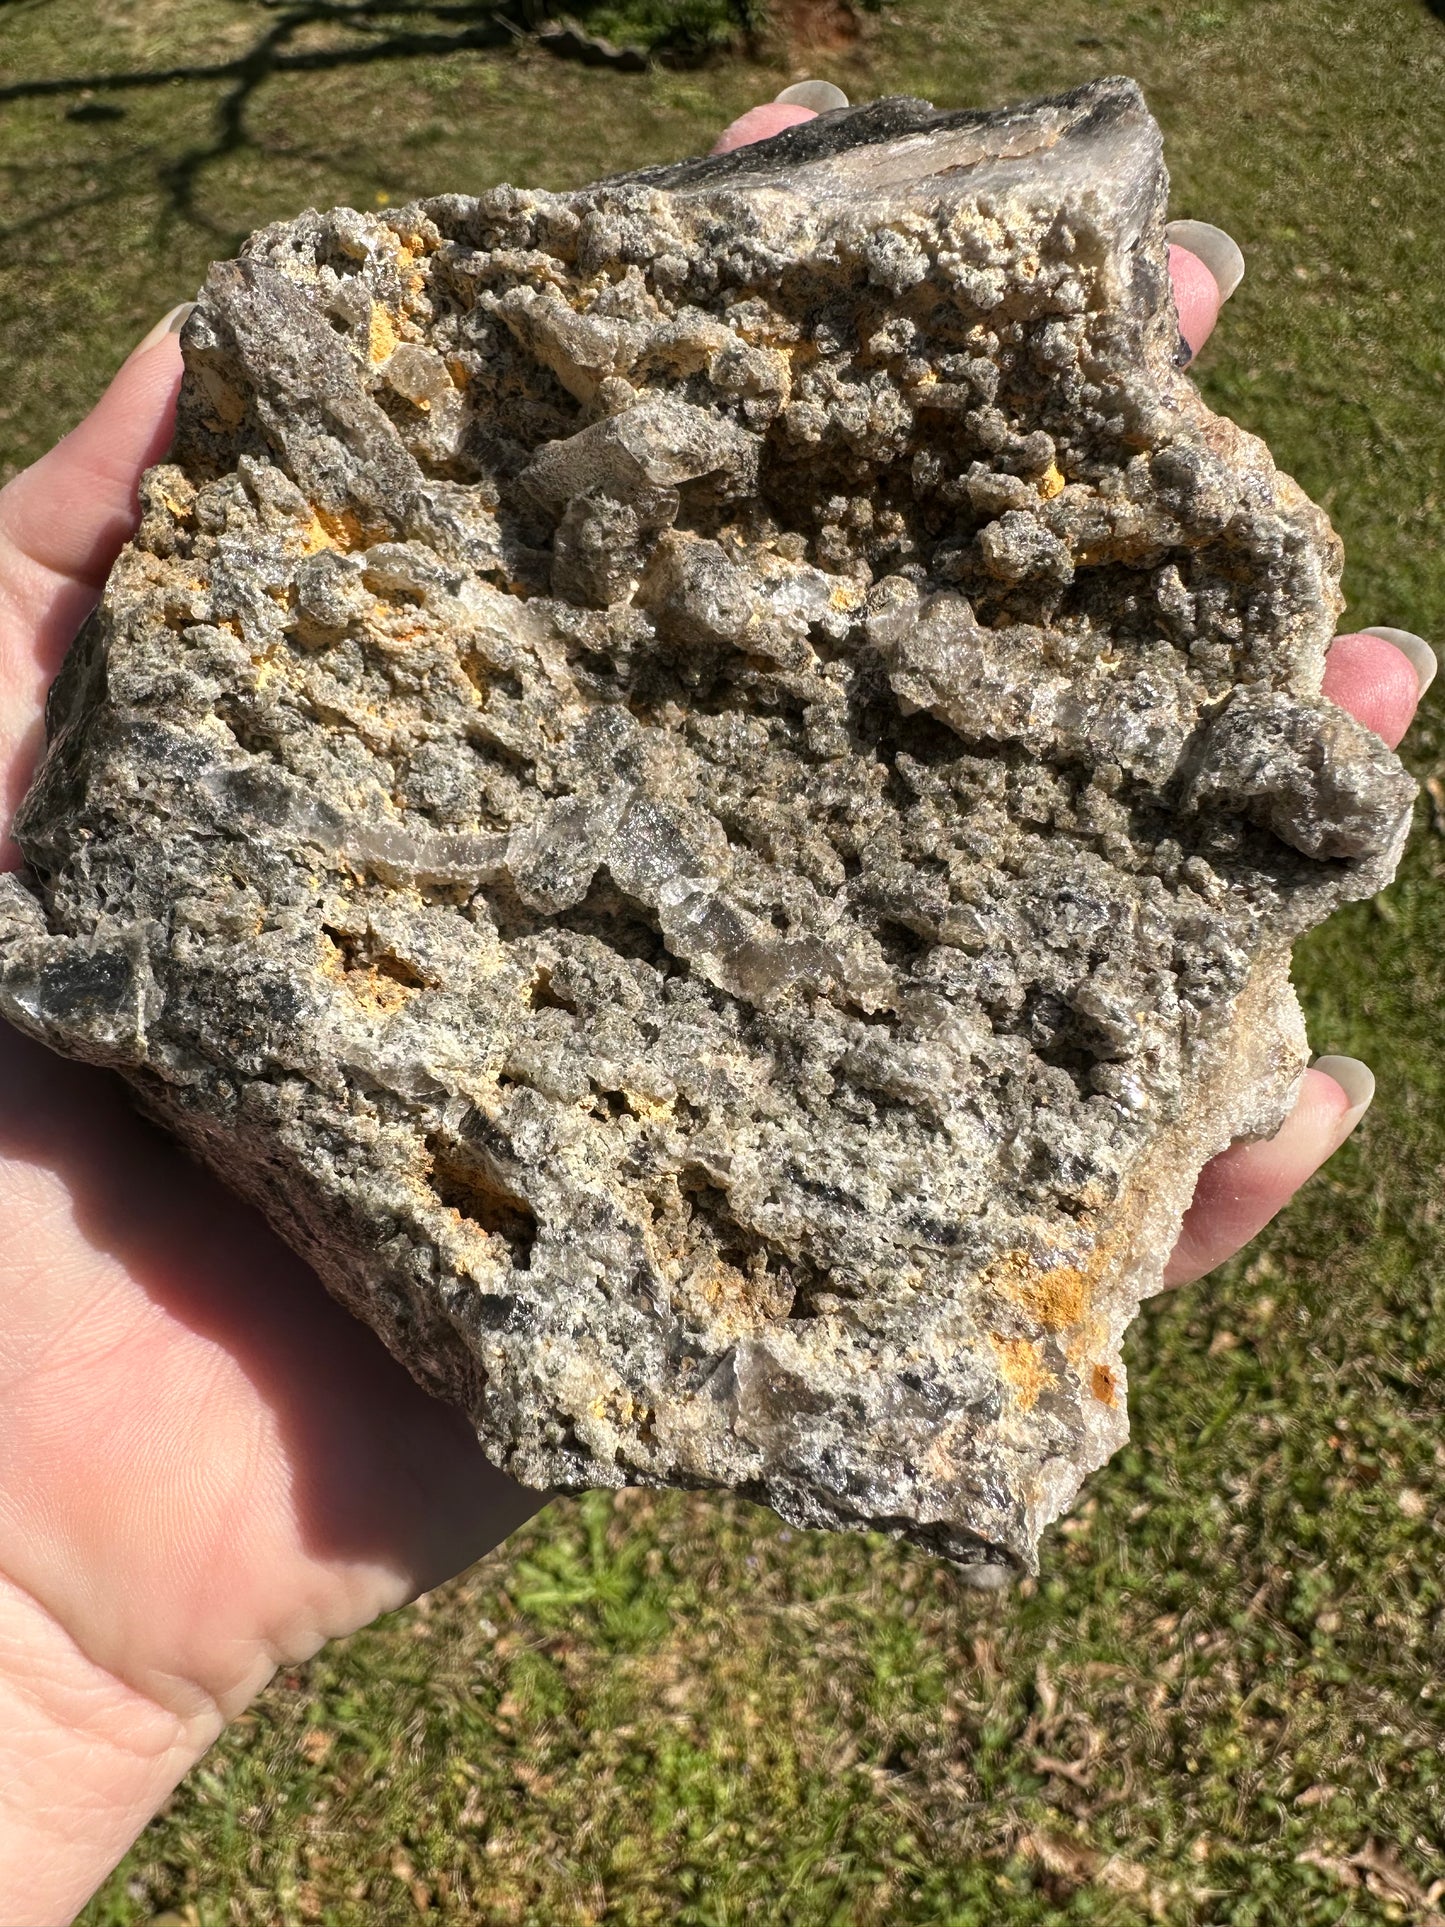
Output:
[[0, 103, 1421, 1782], [0, 1017, 533, 1731]]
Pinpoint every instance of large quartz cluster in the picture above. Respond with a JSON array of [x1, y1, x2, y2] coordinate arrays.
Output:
[[0, 81, 1413, 1573]]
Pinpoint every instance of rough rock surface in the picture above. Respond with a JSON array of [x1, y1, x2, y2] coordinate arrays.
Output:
[[0, 80, 1415, 1574]]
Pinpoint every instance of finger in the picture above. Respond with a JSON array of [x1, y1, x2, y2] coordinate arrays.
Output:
[[0, 306, 191, 859], [0, 303, 191, 627], [712, 78, 848, 157], [1322, 628, 1435, 748], [1167, 246, 1224, 361], [712, 101, 818, 154], [1165, 220, 1243, 362], [1164, 1060, 1374, 1288]]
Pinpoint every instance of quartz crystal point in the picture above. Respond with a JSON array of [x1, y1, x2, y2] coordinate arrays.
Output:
[[0, 80, 1414, 1576]]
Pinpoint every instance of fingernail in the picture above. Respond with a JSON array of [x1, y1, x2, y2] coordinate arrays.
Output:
[[1164, 220, 1245, 301], [1312, 1055, 1376, 1128], [775, 80, 849, 112], [131, 301, 196, 358], [1363, 626, 1437, 697]]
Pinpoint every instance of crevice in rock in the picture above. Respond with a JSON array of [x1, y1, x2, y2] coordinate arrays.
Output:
[[426, 1133, 537, 1270], [548, 874, 675, 974], [322, 924, 429, 990], [526, 966, 578, 1013]]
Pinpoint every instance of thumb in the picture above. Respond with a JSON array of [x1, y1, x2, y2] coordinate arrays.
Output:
[[0, 303, 192, 615], [0, 304, 191, 859]]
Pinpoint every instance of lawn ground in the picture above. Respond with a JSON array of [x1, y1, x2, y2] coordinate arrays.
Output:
[[2, 0, 1444, 1920]]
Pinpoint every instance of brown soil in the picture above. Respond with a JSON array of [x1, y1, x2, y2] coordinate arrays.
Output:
[[783, 0, 861, 55]]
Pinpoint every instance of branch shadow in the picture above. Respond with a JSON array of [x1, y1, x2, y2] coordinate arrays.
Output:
[[0, 1, 758, 242]]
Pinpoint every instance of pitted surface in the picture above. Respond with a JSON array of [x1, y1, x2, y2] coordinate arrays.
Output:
[[0, 80, 1413, 1571]]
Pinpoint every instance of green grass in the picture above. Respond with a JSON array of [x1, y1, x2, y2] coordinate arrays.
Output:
[[3, 0, 1444, 1918]]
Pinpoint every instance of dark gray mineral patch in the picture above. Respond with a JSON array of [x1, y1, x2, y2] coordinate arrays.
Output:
[[0, 79, 1415, 1574]]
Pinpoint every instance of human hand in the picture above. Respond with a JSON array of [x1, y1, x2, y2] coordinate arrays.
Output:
[[717, 87, 1430, 1289], [0, 90, 1430, 1925]]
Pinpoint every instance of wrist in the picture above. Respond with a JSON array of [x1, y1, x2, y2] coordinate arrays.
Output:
[[0, 1572, 226, 1927]]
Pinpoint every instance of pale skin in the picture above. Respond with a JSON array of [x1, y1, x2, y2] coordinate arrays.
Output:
[[0, 99, 1426, 1925]]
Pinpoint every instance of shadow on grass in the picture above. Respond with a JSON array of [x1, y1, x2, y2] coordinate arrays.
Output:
[[0, 0, 762, 238]]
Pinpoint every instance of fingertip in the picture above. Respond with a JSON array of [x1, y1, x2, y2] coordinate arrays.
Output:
[[1322, 631, 1424, 748], [122, 301, 196, 367], [1168, 244, 1224, 363], [0, 318, 185, 591], [1165, 221, 1245, 302], [89, 324, 188, 475], [1163, 1061, 1374, 1288], [1362, 626, 1436, 697], [711, 102, 816, 155], [774, 80, 848, 112], [1308, 1056, 1375, 1135]]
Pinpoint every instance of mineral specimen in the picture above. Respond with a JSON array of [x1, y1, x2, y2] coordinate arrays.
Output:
[[0, 80, 1414, 1576]]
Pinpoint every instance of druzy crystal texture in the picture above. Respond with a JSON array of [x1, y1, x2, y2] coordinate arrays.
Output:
[[0, 81, 1415, 1574]]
